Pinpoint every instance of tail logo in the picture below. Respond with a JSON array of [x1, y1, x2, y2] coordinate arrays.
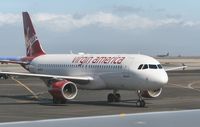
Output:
[[25, 26, 38, 56], [23, 12, 45, 57]]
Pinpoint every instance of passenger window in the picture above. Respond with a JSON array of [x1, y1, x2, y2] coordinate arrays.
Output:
[[138, 64, 143, 70], [149, 64, 158, 69], [157, 64, 163, 69], [143, 64, 148, 69]]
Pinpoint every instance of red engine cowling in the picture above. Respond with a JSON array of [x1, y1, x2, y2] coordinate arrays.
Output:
[[141, 88, 162, 98], [48, 80, 78, 100]]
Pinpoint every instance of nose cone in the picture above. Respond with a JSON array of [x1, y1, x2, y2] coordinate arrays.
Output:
[[159, 71, 168, 84], [152, 71, 168, 85]]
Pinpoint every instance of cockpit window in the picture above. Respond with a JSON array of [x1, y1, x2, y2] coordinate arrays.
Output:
[[142, 64, 148, 69], [138, 64, 162, 70], [149, 64, 158, 69], [138, 64, 143, 70], [157, 64, 163, 69]]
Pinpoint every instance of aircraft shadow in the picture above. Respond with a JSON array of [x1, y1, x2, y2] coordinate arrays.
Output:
[[0, 94, 42, 105], [40, 99, 151, 108], [0, 94, 151, 108]]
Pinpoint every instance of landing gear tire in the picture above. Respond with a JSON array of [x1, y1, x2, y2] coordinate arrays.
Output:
[[60, 99, 67, 104], [107, 93, 115, 102], [115, 93, 121, 102], [136, 100, 145, 107], [53, 98, 57, 104], [107, 93, 121, 102], [136, 90, 146, 107]]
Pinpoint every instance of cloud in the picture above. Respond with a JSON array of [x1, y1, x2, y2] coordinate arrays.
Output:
[[165, 14, 182, 19], [112, 5, 143, 14], [0, 12, 199, 31], [33, 12, 200, 31], [0, 13, 20, 26]]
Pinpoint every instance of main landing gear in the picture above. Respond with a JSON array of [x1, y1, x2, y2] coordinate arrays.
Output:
[[53, 97, 67, 104], [107, 90, 121, 102], [136, 90, 146, 107]]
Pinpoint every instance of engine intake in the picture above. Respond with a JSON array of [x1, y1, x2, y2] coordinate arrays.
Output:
[[48, 80, 78, 100], [141, 88, 162, 98]]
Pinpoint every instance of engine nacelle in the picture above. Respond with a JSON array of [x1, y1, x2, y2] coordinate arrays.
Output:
[[141, 88, 162, 98], [48, 80, 78, 100]]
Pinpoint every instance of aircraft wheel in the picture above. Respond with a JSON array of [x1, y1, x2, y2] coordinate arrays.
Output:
[[53, 98, 66, 104], [107, 93, 115, 102], [115, 93, 121, 102], [136, 100, 146, 107], [53, 98, 59, 104], [107, 93, 121, 102], [60, 99, 67, 104]]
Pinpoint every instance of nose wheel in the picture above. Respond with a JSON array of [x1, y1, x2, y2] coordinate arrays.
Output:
[[136, 90, 146, 107], [107, 90, 121, 102], [136, 99, 145, 107]]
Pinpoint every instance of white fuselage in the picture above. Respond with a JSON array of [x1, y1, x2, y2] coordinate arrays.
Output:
[[28, 54, 168, 90]]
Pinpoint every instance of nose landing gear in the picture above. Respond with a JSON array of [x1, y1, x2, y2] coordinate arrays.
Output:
[[136, 90, 146, 107]]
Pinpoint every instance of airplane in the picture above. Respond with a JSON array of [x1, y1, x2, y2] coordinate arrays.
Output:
[[157, 52, 169, 57], [0, 12, 184, 107]]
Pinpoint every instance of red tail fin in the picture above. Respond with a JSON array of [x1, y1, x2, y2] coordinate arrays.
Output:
[[22, 12, 45, 57]]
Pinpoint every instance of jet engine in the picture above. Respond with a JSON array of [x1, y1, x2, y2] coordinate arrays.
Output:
[[48, 80, 78, 101], [141, 88, 162, 98]]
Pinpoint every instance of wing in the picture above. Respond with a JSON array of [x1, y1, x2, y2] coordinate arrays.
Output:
[[0, 71, 93, 84], [164, 65, 187, 71]]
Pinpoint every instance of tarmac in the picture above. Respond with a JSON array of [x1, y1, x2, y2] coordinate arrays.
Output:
[[0, 60, 200, 122]]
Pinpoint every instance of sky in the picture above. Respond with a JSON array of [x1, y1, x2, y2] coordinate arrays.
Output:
[[0, 0, 200, 56]]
